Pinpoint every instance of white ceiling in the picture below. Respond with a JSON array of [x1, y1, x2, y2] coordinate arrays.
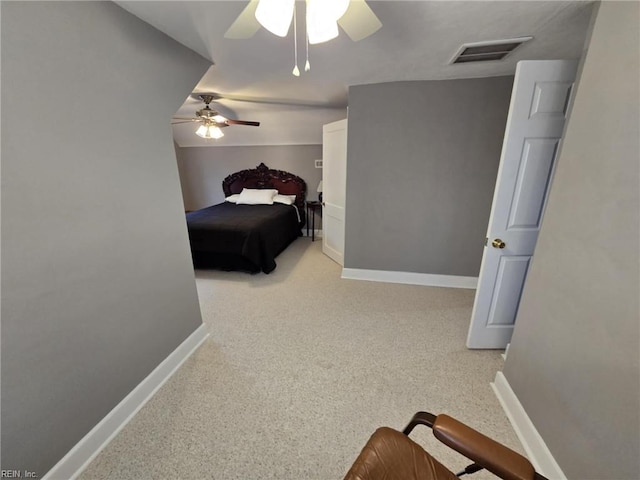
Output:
[[116, 0, 594, 147]]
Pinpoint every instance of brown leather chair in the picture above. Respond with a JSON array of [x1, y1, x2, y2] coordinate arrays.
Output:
[[344, 412, 549, 480]]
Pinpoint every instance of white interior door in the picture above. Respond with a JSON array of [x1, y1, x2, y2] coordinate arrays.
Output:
[[322, 119, 347, 266], [467, 60, 578, 349]]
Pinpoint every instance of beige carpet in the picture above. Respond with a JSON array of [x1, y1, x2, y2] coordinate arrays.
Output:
[[80, 238, 522, 479]]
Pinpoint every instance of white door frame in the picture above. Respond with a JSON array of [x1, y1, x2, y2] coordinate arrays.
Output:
[[322, 118, 348, 266]]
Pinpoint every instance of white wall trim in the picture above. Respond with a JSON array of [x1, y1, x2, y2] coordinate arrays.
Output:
[[492, 371, 567, 480], [43, 324, 209, 480], [178, 141, 323, 148], [302, 229, 323, 238], [501, 343, 511, 361], [341, 268, 477, 289]]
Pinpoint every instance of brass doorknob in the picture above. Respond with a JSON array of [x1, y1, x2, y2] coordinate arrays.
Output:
[[492, 238, 506, 249]]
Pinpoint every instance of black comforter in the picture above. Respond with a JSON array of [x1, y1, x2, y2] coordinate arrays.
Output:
[[186, 202, 301, 273]]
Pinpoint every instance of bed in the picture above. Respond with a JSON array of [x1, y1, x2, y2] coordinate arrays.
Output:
[[185, 163, 307, 273]]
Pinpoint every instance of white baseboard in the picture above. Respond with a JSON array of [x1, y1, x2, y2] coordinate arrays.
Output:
[[491, 371, 566, 480], [302, 229, 322, 238], [501, 343, 511, 361], [341, 268, 477, 289], [43, 324, 209, 480]]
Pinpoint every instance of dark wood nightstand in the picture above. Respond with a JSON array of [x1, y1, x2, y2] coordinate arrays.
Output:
[[306, 201, 322, 241]]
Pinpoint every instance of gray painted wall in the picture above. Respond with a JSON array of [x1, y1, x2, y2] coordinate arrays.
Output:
[[503, 2, 639, 478], [175, 143, 323, 220], [1, 2, 210, 475], [344, 77, 513, 277]]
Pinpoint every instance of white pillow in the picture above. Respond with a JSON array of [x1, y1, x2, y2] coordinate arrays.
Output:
[[236, 188, 278, 205], [273, 194, 297, 205], [225, 194, 241, 204]]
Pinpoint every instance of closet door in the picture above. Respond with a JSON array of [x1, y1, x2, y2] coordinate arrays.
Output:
[[467, 60, 578, 348], [322, 119, 347, 266]]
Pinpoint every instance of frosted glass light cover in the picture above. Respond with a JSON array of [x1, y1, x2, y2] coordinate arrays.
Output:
[[209, 126, 224, 139], [255, 0, 295, 37], [306, 0, 342, 44], [323, 0, 350, 21], [195, 124, 208, 138], [307, 19, 339, 44]]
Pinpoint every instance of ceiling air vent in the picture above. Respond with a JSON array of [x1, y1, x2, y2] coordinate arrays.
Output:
[[450, 37, 533, 64]]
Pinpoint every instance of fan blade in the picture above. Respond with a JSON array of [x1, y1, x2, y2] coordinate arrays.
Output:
[[338, 0, 382, 42], [172, 116, 197, 120], [171, 120, 197, 124], [226, 119, 260, 127], [224, 0, 261, 39]]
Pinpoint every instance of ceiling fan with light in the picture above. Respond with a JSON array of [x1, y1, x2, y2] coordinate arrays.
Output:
[[226, 0, 381, 43], [171, 94, 260, 140], [225, 0, 382, 75]]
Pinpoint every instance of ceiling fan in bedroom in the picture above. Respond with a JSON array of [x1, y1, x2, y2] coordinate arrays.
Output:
[[171, 94, 260, 140], [225, 0, 382, 42], [225, 0, 382, 75]]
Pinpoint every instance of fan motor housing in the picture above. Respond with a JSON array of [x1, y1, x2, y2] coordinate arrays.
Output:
[[196, 107, 217, 118]]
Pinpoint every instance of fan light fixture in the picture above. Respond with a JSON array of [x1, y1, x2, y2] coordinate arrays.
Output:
[[196, 123, 224, 140], [255, 0, 349, 44], [255, 0, 295, 38], [171, 94, 260, 139], [307, 0, 349, 44], [251, 0, 382, 77], [255, 0, 351, 75]]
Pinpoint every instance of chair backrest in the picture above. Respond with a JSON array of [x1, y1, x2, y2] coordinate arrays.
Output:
[[345, 412, 548, 480]]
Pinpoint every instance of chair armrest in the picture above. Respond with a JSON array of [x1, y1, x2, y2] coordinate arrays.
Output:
[[402, 411, 437, 435], [432, 414, 540, 480]]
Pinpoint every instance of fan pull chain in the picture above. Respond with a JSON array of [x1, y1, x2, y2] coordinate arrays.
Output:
[[305, 22, 310, 72], [292, 2, 300, 77]]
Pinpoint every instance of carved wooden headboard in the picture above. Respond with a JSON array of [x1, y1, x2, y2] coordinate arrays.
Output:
[[222, 163, 307, 227]]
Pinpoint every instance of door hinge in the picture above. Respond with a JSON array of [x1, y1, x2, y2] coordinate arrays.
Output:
[[484, 237, 488, 246]]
